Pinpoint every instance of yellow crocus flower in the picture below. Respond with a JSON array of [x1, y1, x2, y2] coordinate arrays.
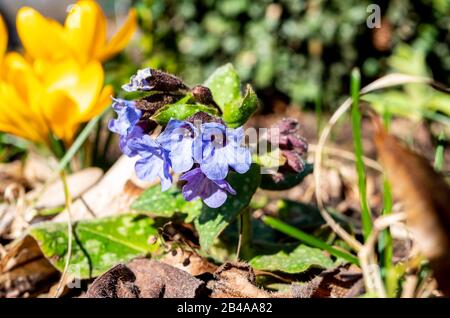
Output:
[[0, 52, 112, 145], [16, 0, 137, 64], [0, 1, 137, 148], [0, 15, 7, 72]]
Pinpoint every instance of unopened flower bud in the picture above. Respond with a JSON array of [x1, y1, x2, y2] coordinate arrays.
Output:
[[135, 94, 183, 115], [282, 150, 304, 173], [122, 68, 189, 92], [191, 85, 222, 114], [269, 118, 308, 155]]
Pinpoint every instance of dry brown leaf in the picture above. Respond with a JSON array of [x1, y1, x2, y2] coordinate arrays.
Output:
[[28, 168, 103, 209], [0, 236, 58, 297], [85, 258, 207, 298], [0, 161, 29, 196], [209, 262, 272, 298], [23, 152, 57, 186], [54, 156, 147, 222], [290, 265, 363, 298], [161, 247, 218, 276], [373, 118, 450, 295]]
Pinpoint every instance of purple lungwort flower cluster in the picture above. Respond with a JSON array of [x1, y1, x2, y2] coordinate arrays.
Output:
[[108, 68, 251, 208]]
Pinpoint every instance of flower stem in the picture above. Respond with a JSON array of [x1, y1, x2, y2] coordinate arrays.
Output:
[[237, 207, 253, 261], [57, 108, 108, 173], [53, 170, 73, 298]]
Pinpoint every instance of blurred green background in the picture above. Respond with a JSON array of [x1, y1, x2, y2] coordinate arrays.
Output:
[[1, 0, 449, 164], [124, 0, 449, 111]]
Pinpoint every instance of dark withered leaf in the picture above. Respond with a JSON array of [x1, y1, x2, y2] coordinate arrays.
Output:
[[85, 258, 207, 298], [210, 262, 272, 298], [135, 94, 184, 114], [185, 111, 224, 125], [290, 265, 363, 298], [146, 69, 189, 92]]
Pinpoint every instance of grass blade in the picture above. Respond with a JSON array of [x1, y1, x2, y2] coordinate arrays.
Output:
[[351, 68, 372, 240], [434, 132, 445, 172], [262, 215, 359, 265]]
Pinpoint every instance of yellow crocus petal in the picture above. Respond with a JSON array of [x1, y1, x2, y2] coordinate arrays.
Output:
[[0, 122, 28, 140], [4, 53, 42, 105], [0, 15, 7, 59], [3, 53, 49, 132], [41, 89, 79, 143], [65, 0, 106, 64], [97, 8, 137, 61], [80, 84, 113, 121], [0, 98, 32, 141], [70, 61, 104, 114], [44, 60, 104, 117], [0, 83, 47, 143], [16, 7, 71, 61]]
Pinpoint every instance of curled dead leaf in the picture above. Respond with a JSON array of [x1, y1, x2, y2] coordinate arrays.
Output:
[[161, 247, 217, 276], [373, 117, 450, 295], [210, 262, 272, 298], [85, 258, 207, 298]]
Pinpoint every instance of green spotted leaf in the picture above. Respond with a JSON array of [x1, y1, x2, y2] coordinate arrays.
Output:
[[223, 84, 259, 128], [151, 103, 219, 125], [131, 186, 202, 222], [260, 163, 313, 190], [30, 214, 159, 279], [204, 63, 241, 111], [250, 244, 334, 274], [195, 164, 261, 251], [205, 64, 258, 127]]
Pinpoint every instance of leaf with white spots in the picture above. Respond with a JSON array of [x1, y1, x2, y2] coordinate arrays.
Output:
[[131, 186, 202, 222], [204, 63, 241, 111], [30, 214, 160, 279], [222, 84, 259, 128], [250, 244, 334, 274], [151, 103, 219, 125], [204, 64, 258, 127], [195, 164, 261, 250]]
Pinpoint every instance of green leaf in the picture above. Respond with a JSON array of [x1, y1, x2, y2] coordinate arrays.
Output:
[[131, 186, 202, 222], [30, 214, 159, 279], [223, 84, 259, 128], [249, 244, 334, 274], [151, 103, 219, 125], [277, 199, 325, 230], [195, 164, 261, 250], [260, 163, 313, 190], [204, 64, 258, 127], [204, 63, 241, 111]]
